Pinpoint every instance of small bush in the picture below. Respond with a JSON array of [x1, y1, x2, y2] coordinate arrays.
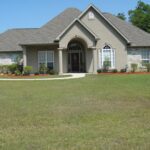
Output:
[[0, 66, 3, 73], [120, 68, 126, 73], [48, 70, 57, 75], [34, 72, 39, 75], [15, 70, 21, 76], [131, 63, 138, 72], [97, 69, 102, 73], [23, 66, 32, 75], [103, 60, 110, 72], [111, 69, 118, 73], [17, 65, 23, 74], [8, 64, 18, 74], [1, 65, 9, 74], [39, 64, 47, 74], [144, 63, 150, 72]]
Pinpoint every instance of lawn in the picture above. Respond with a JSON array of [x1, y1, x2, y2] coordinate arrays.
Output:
[[0, 75, 150, 150]]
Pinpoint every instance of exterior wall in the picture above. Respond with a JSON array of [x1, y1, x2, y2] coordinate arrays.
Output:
[[86, 49, 93, 73], [59, 21, 95, 49], [26, 45, 59, 73], [61, 49, 94, 73], [127, 48, 150, 71], [0, 52, 22, 65], [62, 50, 68, 73], [26, 49, 38, 73], [59, 21, 96, 73], [80, 8, 127, 70]]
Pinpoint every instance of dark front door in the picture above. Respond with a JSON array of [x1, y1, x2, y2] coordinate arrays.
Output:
[[71, 53, 80, 72], [68, 41, 85, 73]]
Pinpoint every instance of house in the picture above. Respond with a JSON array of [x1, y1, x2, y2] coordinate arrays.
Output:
[[0, 4, 150, 74]]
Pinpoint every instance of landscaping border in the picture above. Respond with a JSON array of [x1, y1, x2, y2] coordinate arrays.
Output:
[[0, 73, 86, 81]]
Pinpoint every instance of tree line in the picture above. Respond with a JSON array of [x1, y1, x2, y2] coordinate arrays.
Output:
[[116, 1, 150, 33]]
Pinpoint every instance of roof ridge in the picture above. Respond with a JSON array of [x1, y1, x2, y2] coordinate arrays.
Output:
[[104, 13, 150, 36], [42, 7, 81, 28], [8, 28, 39, 31]]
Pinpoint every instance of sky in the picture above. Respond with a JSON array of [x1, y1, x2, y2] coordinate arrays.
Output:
[[0, 0, 150, 33]]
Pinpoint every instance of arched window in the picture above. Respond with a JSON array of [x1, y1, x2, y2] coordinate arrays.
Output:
[[101, 45, 115, 69]]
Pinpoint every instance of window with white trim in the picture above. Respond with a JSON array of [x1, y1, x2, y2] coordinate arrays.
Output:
[[101, 45, 115, 69], [38, 51, 54, 70], [141, 50, 150, 66]]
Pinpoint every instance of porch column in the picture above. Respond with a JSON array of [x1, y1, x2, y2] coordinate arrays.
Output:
[[92, 47, 97, 74], [23, 46, 27, 67], [58, 48, 63, 75]]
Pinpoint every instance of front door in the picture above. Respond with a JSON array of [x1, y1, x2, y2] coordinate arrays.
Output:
[[68, 41, 85, 73], [71, 53, 79, 72]]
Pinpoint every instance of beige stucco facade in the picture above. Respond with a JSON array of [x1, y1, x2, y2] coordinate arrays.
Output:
[[80, 7, 127, 70], [22, 7, 149, 74]]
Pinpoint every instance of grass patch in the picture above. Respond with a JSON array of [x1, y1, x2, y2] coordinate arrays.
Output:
[[0, 75, 150, 150]]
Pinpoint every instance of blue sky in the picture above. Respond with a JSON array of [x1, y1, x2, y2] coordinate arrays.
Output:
[[0, 0, 150, 33]]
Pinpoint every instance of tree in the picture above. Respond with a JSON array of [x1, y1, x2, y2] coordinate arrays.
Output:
[[117, 13, 126, 20], [128, 0, 150, 33]]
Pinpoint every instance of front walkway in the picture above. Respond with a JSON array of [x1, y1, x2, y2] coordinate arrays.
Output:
[[0, 73, 86, 81]]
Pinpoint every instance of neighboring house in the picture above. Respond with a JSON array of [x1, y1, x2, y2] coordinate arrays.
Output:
[[0, 4, 150, 74]]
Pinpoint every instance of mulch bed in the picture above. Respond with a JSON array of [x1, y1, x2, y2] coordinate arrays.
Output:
[[0, 74, 50, 78], [98, 72, 150, 75]]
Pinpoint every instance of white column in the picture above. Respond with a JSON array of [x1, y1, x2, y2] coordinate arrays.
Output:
[[93, 48, 97, 74], [23, 46, 27, 67], [58, 48, 63, 75]]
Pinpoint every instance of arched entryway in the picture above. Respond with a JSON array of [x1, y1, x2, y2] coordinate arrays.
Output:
[[68, 40, 86, 73]]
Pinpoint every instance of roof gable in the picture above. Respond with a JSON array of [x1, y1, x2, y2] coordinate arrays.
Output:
[[78, 4, 131, 44], [1, 4, 150, 51], [55, 19, 99, 41], [103, 13, 150, 47]]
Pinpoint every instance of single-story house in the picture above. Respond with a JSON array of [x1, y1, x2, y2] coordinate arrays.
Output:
[[0, 4, 150, 74]]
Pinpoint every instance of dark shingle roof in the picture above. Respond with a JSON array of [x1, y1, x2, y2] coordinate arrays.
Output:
[[41, 8, 82, 42], [0, 8, 81, 51], [0, 28, 39, 51], [103, 13, 150, 47], [0, 6, 150, 52]]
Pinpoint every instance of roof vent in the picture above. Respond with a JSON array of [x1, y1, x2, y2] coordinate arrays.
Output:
[[88, 11, 95, 20]]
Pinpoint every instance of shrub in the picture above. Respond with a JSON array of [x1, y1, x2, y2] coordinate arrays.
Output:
[[23, 66, 32, 75], [8, 64, 18, 74], [15, 70, 21, 76], [120, 68, 126, 73], [1, 65, 9, 74], [39, 64, 48, 74], [111, 69, 118, 73], [17, 64, 23, 74], [131, 63, 138, 72], [144, 63, 150, 72], [34, 72, 39, 75], [0, 66, 3, 73], [103, 60, 111, 72], [48, 70, 57, 75], [97, 69, 102, 73]]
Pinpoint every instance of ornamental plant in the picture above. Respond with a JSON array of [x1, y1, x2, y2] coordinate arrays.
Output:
[[131, 63, 138, 73], [144, 63, 150, 72], [23, 66, 33, 75], [39, 64, 48, 74]]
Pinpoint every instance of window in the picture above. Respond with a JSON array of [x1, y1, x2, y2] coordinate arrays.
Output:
[[38, 51, 54, 70], [101, 45, 115, 68], [88, 11, 95, 20], [141, 50, 150, 66]]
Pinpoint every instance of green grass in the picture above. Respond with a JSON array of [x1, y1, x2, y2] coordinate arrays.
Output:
[[0, 74, 150, 150]]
